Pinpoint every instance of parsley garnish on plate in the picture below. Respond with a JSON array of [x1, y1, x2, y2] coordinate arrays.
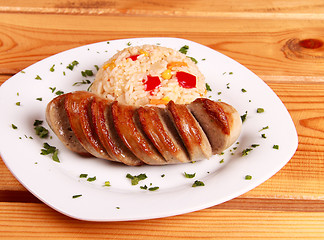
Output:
[[245, 175, 252, 180], [205, 83, 212, 91], [87, 176, 97, 182], [241, 111, 248, 123], [50, 64, 55, 72], [126, 173, 147, 185], [257, 108, 264, 113], [67, 60, 79, 71], [81, 70, 94, 77], [35, 75, 42, 80], [179, 45, 189, 54], [273, 145, 279, 150], [40, 143, 60, 162], [184, 172, 196, 178], [192, 180, 205, 187], [73, 79, 91, 86], [72, 194, 82, 199], [11, 124, 18, 129]]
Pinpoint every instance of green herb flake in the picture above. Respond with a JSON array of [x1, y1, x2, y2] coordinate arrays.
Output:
[[126, 173, 147, 185], [261, 133, 267, 139], [33, 120, 43, 126], [63, 71, 66, 76], [35, 75, 42, 80], [49, 87, 56, 93], [192, 180, 205, 187], [67, 60, 79, 71], [184, 172, 196, 178], [241, 88, 247, 93], [140, 185, 148, 190], [50, 64, 55, 72], [241, 111, 248, 123], [34, 125, 49, 138], [11, 124, 18, 129], [79, 174, 88, 178], [242, 148, 253, 156], [205, 83, 212, 91], [55, 90, 64, 96], [161, 174, 165, 178], [87, 176, 97, 182], [104, 181, 111, 187], [251, 144, 260, 148], [273, 145, 279, 150], [219, 159, 224, 163], [188, 56, 198, 64], [116, 207, 120, 209], [257, 108, 264, 113], [73, 79, 91, 86], [245, 175, 252, 180], [40, 143, 60, 162], [81, 70, 94, 77], [94, 65, 99, 71], [20, 71, 25, 74], [179, 45, 189, 54], [229, 72, 233, 75], [127, 42, 131, 46], [148, 186, 159, 191], [72, 194, 82, 199], [259, 126, 269, 132], [36, 97, 42, 101], [16, 102, 21, 106], [226, 83, 230, 89]]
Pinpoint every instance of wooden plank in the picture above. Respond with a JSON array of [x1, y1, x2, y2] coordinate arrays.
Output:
[[1, 83, 323, 201], [1, 0, 324, 16], [1, 13, 324, 77], [0, 202, 323, 239]]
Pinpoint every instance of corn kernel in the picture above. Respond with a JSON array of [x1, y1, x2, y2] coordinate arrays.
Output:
[[103, 59, 116, 70], [150, 97, 170, 105], [161, 69, 172, 80], [167, 61, 188, 69], [139, 49, 149, 56]]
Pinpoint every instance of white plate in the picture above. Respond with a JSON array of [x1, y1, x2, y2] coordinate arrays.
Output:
[[0, 37, 298, 221]]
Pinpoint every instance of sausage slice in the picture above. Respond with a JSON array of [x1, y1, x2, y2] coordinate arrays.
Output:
[[45, 94, 89, 156], [91, 97, 143, 166], [137, 106, 190, 164], [188, 98, 242, 154], [167, 101, 212, 161], [111, 101, 167, 165]]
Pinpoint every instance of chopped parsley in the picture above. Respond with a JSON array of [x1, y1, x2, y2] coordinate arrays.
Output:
[[81, 70, 94, 77], [245, 175, 252, 180], [79, 174, 88, 178], [184, 172, 196, 178], [140, 185, 148, 190], [226, 83, 230, 89], [49, 87, 56, 93], [50, 64, 55, 72], [94, 65, 99, 71], [16, 102, 20, 106], [229, 72, 233, 75], [55, 90, 64, 95], [11, 124, 17, 129], [192, 180, 205, 187], [148, 186, 159, 191], [72, 194, 82, 199], [219, 159, 224, 163], [126, 173, 147, 185], [259, 126, 269, 132], [179, 45, 189, 54], [73, 79, 91, 86], [251, 144, 260, 148], [35, 75, 42, 80], [257, 108, 264, 113], [273, 145, 279, 150], [205, 83, 212, 91], [104, 181, 111, 187], [241, 88, 247, 93], [261, 133, 267, 139], [34, 126, 49, 138], [36, 97, 42, 101], [40, 143, 60, 162], [161, 174, 165, 178], [241, 111, 248, 123], [242, 148, 253, 156], [87, 176, 97, 182], [127, 42, 132, 46], [66, 60, 79, 70], [188, 56, 198, 64]]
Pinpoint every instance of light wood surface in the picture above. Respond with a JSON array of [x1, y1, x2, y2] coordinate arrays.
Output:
[[0, 0, 324, 239]]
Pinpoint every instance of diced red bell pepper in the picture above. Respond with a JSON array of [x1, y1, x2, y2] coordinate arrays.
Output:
[[144, 75, 161, 91], [127, 54, 140, 61], [176, 71, 196, 88]]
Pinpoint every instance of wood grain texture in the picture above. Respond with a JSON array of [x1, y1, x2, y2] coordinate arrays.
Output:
[[0, 202, 323, 239], [1, 13, 324, 77]]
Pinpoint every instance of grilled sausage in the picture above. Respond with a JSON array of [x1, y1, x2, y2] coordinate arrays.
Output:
[[46, 91, 241, 165]]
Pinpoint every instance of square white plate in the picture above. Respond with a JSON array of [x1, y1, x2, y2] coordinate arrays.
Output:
[[0, 37, 298, 221]]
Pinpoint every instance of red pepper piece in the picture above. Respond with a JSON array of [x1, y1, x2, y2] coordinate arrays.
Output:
[[127, 54, 140, 61], [144, 75, 161, 91], [176, 71, 196, 88]]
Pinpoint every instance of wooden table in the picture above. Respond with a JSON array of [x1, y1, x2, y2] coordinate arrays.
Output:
[[1, 1, 324, 239]]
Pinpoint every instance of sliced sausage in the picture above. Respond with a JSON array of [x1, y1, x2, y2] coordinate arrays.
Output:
[[167, 100, 212, 161], [111, 101, 167, 165], [188, 98, 242, 154], [65, 91, 111, 160], [45, 94, 89, 156], [137, 106, 190, 164], [91, 97, 143, 166]]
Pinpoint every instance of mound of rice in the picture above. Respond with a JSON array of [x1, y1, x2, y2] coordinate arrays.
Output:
[[90, 44, 206, 106]]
